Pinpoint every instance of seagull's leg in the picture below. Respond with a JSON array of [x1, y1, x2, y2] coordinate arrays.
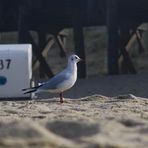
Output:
[[24, 100, 35, 108], [59, 93, 64, 103]]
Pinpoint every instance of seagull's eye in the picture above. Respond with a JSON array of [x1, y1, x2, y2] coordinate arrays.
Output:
[[71, 58, 74, 61]]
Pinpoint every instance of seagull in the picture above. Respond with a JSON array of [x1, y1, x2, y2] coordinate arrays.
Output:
[[22, 54, 82, 103]]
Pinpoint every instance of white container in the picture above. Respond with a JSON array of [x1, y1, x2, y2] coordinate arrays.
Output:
[[0, 44, 32, 99]]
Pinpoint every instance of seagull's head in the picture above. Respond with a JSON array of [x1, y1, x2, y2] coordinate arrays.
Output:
[[68, 54, 82, 64]]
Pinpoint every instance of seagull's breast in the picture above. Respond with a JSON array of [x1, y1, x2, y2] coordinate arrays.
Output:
[[56, 71, 77, 92]]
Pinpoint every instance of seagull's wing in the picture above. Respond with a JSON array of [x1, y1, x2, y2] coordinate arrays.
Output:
[[39, 70, 70, 91]]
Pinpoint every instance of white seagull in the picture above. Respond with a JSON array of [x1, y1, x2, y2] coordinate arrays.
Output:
[[22, 54, 82, 103]]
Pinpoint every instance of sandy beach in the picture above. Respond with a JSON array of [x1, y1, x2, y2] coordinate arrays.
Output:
[[0, 74, 148, 148]]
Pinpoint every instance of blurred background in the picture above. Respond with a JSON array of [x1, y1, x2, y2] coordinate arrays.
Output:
[[1, 25, 148, 78]]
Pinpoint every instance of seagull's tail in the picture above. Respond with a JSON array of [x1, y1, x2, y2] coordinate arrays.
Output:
[[23, 89, 37, 94], [22, 85, 42, 94]]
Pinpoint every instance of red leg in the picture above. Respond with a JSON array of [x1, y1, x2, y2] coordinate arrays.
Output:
[[59, 93, 64, 103]]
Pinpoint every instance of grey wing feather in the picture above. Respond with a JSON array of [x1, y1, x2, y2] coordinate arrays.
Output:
[[39, 71, 69, 90]]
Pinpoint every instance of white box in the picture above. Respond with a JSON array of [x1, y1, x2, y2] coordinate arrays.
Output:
[[0, 44, 32, 99]]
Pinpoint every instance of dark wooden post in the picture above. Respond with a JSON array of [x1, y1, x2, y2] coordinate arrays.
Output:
[[106, 0, 119, 74], [87, 0, 97, 24], [18, 4, 54, 78], [0, 1, 4, 29], [18, 5, 29, 43], [38, 31, 47, 78], [119, 25, 137, 74], [73, 25, 86, 78]]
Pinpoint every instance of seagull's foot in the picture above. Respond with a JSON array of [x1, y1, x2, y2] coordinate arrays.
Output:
[[59, 99, 70, 104], [60, 99, 64, 104], [59, 93, 64, 104]]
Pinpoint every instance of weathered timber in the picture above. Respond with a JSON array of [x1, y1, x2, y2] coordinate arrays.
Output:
[[0, 0, 148, 76]]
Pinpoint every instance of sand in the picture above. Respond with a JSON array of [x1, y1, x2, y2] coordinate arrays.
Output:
[[0, 74, 148, 148]]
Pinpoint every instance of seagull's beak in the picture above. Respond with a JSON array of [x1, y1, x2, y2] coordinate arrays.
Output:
[[79, 58, 84, 63]]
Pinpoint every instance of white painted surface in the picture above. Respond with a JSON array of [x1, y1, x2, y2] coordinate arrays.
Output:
[[0, 44, 32, 98]]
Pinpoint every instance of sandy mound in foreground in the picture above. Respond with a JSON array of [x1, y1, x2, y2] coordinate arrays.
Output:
[[0, 94, 148, 148]]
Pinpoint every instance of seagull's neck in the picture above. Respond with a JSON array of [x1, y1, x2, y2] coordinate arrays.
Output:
[[67, 61, 77, 74]]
